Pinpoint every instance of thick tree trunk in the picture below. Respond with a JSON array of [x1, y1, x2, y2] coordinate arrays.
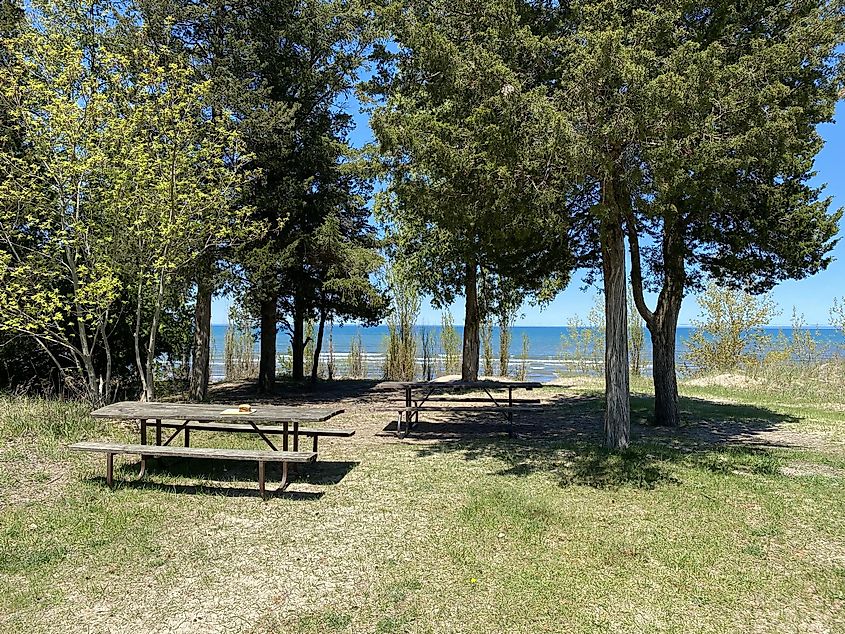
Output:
[[310, 308, 326, 384], [461, 261, 480, 382], [601, 218, 631, 450], [291, 294, 305, 381], [650, 305, 681, 427], [189, 275, 213, 402], [258, 298, 277, 394]]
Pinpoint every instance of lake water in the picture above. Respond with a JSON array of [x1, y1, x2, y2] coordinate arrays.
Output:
[[209, 324, 845, 383]]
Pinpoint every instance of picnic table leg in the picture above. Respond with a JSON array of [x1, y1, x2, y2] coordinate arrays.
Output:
[[184, 427, 190, 447], [155, 419, 162, 446], [139, 419, 148, 478], [258, 461, 266, 500], [106, 452, 114, 488], [279, 461, 289, 492], [293, 421, 300, 451]]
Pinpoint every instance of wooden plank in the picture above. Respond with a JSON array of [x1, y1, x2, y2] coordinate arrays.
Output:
[[376, 380, 542, 390], [384, 397, 541, 404], [69, 442, 316, 463], [91, 401, 344, 423], [152, 421, 355, 437], [385, 406, 542, 413]]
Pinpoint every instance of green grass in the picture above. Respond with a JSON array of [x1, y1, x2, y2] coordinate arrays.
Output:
[[1, 383, 844, 633]]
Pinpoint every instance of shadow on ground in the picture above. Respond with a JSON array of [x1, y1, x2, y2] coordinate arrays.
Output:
[[201, 379, 808, 491], [208, 378, 383, 406], [84, 457, 359, 498], [398, 390, 801, 490]]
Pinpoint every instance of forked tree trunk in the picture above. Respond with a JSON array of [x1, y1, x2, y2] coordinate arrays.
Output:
[[291, 294, 305, 381], [310, 308, 326, 384], [462, 261, 480, 382], [627, 211, 685, 428], [189, 274, 213, 402], [258, 298, 277, 394], [650, 304, 681, 428], [602, 217, 631, 450]]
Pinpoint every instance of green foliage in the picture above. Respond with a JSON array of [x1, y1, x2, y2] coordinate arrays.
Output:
[[371, 0, 578, 323], [831, 298, 845, 339], [223, 308, 257, 382], [440, 311, 461, 376], [304, 320, 316, 378], [383, 267, 419, 381], [559, 295, 605, 376], [685, 283, 780, 373], [628, 287, 645, 377], [348, 331, 365, 379]]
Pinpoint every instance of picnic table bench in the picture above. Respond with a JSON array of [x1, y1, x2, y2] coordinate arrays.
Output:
[[69, 442, 315, 499], [74, 401, 350, 499], [376, 380, 544, 437]]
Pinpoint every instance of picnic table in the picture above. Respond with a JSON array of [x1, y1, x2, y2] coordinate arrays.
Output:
[[74, 401, 350, 498], [90, 401, 346, 452], [376, 380, 543, 437]]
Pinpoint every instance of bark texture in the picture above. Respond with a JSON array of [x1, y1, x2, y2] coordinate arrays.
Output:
[[258, 298, 277, 394], [189, 275, 213, 402], [461, 262, 480, 382], [602, 217, 631, 450]]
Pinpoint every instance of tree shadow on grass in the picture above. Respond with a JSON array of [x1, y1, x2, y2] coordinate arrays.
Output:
[[405, 391, 801, 490], [208, 379, 383, 406], [86, 458, 359, 498]]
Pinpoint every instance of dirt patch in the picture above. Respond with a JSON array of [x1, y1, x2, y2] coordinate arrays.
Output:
[[0, 438, 71, 506]]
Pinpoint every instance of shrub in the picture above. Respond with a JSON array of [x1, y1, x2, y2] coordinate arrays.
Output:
[[685, 283, 778, 373], [440, 311, 461, 375]]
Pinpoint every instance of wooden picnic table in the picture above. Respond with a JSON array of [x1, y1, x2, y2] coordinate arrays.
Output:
[[91, 401, 345, 454], [82, 401, 348, 498], [376, 380, 543, 436]]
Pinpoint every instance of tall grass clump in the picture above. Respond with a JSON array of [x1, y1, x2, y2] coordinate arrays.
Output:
[[441, 311, 461, 375], [223, 308, 258, 380], [384, 267, 420, 381], [304, 319, 316, 377], [559, 295, 604, 375], [628, 286, 645, 376], [419, 326, 435, 381], [481, 318, 494, 376], [0, 396, 98, 440], [348, 331, 365, 378], [498, 304, 515, 377], [516, 332, 530, 381]]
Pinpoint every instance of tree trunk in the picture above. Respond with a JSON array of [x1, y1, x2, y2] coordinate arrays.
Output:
[[189, 274, 213, 402], [291, 294, 305, 381], [310, 308, 326, 384], [601, 217, 630, 450], [650, 303, 681, 427], [461, 261, 480, 381], [258, 297, 277, 394]]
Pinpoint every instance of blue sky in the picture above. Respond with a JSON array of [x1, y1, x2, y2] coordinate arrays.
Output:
[[213, 100, 845, 328]]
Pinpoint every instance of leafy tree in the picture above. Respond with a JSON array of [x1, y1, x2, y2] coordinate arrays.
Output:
[[371, 0, 581, 382], [138, 0, 295, 401], [0, 0, 129, 403], [623, 0, 844, 427], [236, 0, 379, 389]]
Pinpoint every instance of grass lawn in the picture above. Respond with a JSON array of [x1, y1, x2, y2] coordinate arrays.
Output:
[[1, 377, 844, 633]]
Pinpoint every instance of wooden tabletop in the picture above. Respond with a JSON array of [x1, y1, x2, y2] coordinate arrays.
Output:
[[376, 380, 542, 390], [91, 401, 345, 423]]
